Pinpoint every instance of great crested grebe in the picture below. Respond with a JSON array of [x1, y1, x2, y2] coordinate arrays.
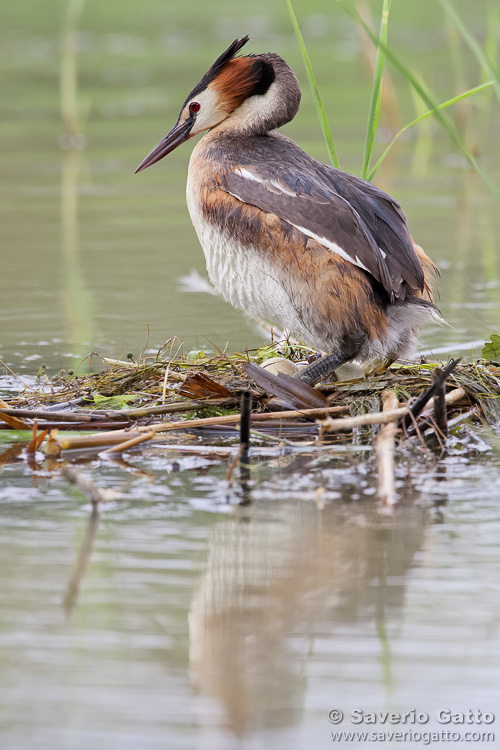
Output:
[[136, 36, 438, 384]]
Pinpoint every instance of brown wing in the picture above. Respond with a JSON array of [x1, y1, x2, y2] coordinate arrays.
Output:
[[221, 138, 424, 301]]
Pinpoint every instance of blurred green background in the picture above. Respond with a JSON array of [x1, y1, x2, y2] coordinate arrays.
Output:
[[1, 0, 499, 373]]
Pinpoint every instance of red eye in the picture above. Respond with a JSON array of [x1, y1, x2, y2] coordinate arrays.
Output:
[[189, 101, 201, 113]]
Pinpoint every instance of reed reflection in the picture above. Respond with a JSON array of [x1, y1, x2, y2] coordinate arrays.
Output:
[[60, 0, 95, 353]]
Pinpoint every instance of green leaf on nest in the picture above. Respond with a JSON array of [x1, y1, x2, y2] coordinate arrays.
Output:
[[92, 394, 141, 409], [481, 334, 500, 361]]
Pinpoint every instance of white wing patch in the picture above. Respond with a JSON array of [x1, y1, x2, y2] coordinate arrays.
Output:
[[234, 168, 261, 182], [292, 224, 370, 272], [233, 168, 297, 197], [269, 179, 297, 197]]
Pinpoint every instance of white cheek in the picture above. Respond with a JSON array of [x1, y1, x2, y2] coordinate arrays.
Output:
[[193, 109, 226, 133], [189, 87, 227, 134]]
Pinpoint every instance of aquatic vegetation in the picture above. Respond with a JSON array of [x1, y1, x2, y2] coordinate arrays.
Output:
[[482, 334, 500, 361], [288, 0, 500, 196]]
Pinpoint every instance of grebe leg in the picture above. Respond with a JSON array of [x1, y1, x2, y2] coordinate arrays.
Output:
[[296, 333, 365, 386]]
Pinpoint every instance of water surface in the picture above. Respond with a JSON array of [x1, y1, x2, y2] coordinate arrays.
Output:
[[1, 1, 500, 748]]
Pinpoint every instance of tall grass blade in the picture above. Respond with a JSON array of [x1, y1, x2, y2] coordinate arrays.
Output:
[[485, 5, 500, 87], [362, 0, 391, 180], [367, 81, 495, 182], [337, 0, 500, 201], [286, 0, 341, 168], [439, 0, 500, 104]]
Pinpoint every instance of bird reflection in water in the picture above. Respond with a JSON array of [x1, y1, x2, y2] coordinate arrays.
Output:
[[189, 493, 428, 737]]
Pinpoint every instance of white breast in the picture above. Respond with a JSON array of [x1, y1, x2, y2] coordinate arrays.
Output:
[[186, 159, 314, 343]]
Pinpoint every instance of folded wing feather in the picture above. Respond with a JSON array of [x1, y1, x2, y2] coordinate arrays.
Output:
[[221, 142, 424, 302]]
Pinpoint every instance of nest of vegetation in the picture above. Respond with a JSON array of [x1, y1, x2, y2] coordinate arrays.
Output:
[[1, 342, 499, 458]]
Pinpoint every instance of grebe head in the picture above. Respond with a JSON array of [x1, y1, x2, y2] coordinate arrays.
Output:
[[135, 36, 301, 173]]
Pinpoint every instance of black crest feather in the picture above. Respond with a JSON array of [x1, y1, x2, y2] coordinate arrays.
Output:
[[186, 37, 250, 102], [209, 37, 250, 77]]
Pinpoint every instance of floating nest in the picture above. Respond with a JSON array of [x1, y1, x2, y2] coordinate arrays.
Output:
[[1, 343, 499, 455]]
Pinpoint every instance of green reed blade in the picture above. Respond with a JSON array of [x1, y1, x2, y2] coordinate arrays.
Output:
[[367, 81, 495, 182], [485, 5, 500, 87], [362, 0, 391, 180], [439, 0, 500, 103], [286, 0, 341, 169], [337, 0, 500, 200]]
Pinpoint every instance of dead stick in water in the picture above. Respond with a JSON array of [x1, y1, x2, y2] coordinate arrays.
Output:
[[0, 400, 236, 424], [239, 391, 252, 492], [149, 403, 348, 432], [239, 391, 252, 451], [0, 421, 129, 432], [376, 391, 400, 506], [44, 404, 349, 452], [88, 399, 236, 419], [405, 382, 467, 439], [432, 367, 448, 437], [46, 430, 145, 452], [400, 358, 461, 432], [320, 387, 466, 433], [101, 430, 156, 455], [45, 390, 468, 451], [0, 408, 93, 422], [0, 398, 32, 429]]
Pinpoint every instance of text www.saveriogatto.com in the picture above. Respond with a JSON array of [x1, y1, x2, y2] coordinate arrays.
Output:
[[328, 709, 495, 744]]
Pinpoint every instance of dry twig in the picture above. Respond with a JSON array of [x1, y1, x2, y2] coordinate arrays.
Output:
[[320, 387, 466, 433], [376, 390, 399, 506]]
